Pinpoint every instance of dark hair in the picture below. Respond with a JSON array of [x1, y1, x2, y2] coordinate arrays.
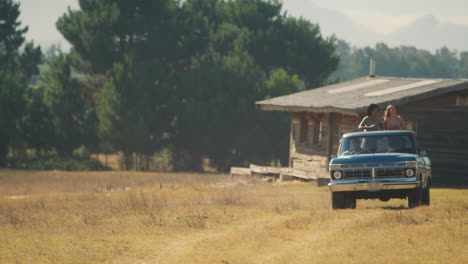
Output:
[[367, 104, 379, 116]]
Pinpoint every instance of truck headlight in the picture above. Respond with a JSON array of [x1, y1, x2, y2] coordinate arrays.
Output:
[[405, 169, 415, 177], [333, 171, 343, 180]]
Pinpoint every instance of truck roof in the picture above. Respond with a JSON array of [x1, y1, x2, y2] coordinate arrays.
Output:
[[343, 130, 414, 138]]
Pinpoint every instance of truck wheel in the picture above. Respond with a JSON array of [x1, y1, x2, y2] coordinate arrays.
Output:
[[422, 186, 430, 206], [346, 197, 357, 209], [331, 192, 345, 209], [408, 187, 422, 208], [331, 192, 356, 210]]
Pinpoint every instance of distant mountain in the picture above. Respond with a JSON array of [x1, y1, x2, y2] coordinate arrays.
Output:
[[385, 15, 468, 52], [282, 1, 468, 52], [282, 0, 377, 47]]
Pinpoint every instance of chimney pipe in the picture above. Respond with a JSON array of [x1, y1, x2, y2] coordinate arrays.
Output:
[[369, 59, 376, 78]]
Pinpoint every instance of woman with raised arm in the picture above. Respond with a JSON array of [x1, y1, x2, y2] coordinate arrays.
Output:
[[358, 104, 382, 131], [383, 105, 406, 130]]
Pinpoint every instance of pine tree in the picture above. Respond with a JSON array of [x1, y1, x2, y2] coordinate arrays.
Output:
[[0, 0, 28, 166], [42, 54, 88, 156], [0, 0, 27, 57], [96, 56, 159, 169]]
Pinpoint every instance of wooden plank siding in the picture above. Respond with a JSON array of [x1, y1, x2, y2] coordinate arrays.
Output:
[[289, 112, 330, 178], [398, 90, 468, 184], [289, 112, 360, 179]]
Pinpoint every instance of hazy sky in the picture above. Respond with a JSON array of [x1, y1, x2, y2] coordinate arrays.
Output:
[[19, 0, 79, 50], [17, 0, 468, 50], [300, 0, 468, 33]]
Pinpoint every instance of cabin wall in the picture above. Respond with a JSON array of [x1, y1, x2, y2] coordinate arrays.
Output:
[[398, 90, 468, 185], [289, 112, 330, 177], [289, 112, 361, 178]]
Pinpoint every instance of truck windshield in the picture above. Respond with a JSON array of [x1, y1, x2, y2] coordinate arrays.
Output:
[[339, 134, 416, 156]]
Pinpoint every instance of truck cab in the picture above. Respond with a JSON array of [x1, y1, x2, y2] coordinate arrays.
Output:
[[328, 130, 431, 209]]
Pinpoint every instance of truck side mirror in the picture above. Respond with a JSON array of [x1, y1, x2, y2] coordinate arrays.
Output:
[[419, 150, 427, 157]]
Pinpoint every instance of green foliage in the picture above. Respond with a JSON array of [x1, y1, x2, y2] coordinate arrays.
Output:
[[150, 148, 174, 172], [11, 0, 468, 172], [0, 0, 29, 166], [55, 0, 338, 171], [9, 155, 108, 171], [0, 0, 27, 57], [56, 0, 120, 73], [0, 60, 26, 165], [18, 86, 54, 151], [174, 51, 264, 169], [96, 56, 157, 169], [19, 41, 42, 79], [264, 68, 302, 98], [333, 41, 468, 81], [42, 53, 93, 156], [169, 0, 335, 169], [460, 52, 468, 77], [173, 52, 303, 170]]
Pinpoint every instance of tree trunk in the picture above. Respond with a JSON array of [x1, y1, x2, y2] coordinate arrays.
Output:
[[0, 143, 8, 167], [123, 151, 132, 171], [146, 155, 150, 171], [173, 151, 203, 172], [134, 153, 138, 171]]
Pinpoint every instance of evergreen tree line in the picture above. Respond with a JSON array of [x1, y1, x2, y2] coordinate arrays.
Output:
[[2, 0, 467, 171], [333, 40, 468, 81], [1, 0, 338, 171]]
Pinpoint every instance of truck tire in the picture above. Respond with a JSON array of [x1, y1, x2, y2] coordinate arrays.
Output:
[[347, 197, 357, 209], [331, 192, 356, 210], [421, 186, 430, 206], [408, 187, 422, 208]]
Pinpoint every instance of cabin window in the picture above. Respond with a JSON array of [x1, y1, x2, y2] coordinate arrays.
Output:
[[456, 95, 468, 106], [297, 114, 322, 145]]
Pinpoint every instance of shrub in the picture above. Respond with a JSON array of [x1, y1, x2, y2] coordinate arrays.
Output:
[[8, 155, 109, 171]]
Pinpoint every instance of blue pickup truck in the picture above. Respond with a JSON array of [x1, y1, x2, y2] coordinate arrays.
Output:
[[328, 130, 431, 209]]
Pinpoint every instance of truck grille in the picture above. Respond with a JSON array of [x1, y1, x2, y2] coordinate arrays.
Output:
[[343, 169, 372, 179], [343, 168, 404, 179], [376, 168, 404, 178]]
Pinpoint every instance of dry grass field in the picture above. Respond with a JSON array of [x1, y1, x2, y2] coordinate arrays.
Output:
[[0, 170, 466, 264]]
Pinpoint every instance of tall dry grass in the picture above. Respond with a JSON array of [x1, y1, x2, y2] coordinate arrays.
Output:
[[0, 170, 466, 264], [0, 169, 228, 195]]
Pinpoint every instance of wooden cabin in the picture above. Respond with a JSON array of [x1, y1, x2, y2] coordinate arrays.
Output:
[[256, 76, 468, 185]]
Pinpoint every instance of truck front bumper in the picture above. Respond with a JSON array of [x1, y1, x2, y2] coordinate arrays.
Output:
[[328, 178, 420, 192]]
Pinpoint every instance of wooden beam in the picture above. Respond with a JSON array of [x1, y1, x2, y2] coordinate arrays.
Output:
[[327, 113, 335, 165], [256, 104, 359, 116], [289, 113, 294, 167], [230, 167, 251, 176], [249, 164, 282, 175], [279, 168, 321, 180], [230, 165, 330, 182], [229, 167, 251, 181]]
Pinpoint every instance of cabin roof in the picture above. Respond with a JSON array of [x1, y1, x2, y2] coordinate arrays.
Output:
[[343, 130, 414, 138], [256, 76, 468, 115]]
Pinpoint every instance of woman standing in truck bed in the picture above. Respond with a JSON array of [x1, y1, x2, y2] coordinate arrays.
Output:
[[383, 105, 406, 130]]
